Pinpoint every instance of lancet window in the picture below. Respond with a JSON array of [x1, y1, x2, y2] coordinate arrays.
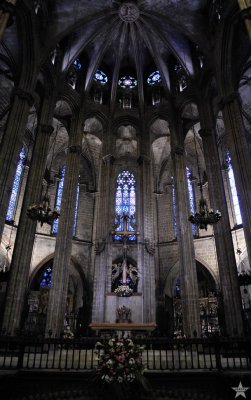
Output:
[[186, 167, 197, 236], [226, 151, 242, 226], [52, 166, 79, 236], [115, 170, 136, 241], [6, 147, 26, 223], [171, 177, 177, 238]]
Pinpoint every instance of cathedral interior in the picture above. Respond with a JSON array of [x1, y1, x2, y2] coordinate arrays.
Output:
[[0, 0, 251, 399]]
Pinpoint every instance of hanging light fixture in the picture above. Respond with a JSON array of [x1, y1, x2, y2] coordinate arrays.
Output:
[[27, 117, 61, 227], [27, 185, 60, 226], [188, 125, 221, 230]]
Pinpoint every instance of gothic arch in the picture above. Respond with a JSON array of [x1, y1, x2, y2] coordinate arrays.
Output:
[[163, 259, 218, 298]]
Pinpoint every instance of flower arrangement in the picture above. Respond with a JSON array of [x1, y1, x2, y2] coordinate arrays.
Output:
[[95, 337, 145, 384], [114, 285, 133, 297]]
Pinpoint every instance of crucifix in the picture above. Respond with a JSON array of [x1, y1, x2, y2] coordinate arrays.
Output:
[[112, 212, 139, 284]]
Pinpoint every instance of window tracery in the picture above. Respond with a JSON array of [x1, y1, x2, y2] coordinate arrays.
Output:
[[147, 70, 161, 86], [115, 170, 136, 241], [93, 70, 108, 85], [118, 76, 137, 89]]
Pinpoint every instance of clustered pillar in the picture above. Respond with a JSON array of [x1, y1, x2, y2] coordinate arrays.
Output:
[[45, 116, 83, 336], [2, 94, 55, 335], [172, 146, 200, 337], [220, 93, 251, 269], [0, 88, 34, 243], [198, 99, 244, 336]]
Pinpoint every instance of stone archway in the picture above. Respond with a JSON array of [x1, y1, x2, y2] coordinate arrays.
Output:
[[162, 260, 219, 336], [25, 258, 85, 335]]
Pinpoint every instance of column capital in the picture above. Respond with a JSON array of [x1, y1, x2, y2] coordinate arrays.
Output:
[[13, 88, 34, 107], [0, 1, 16, 15], [218, 92, 240, 109], [239, 7, 251, 21], [40, 124, 54, 135], [171, 146, 184, 158], [69, 144, 82, 154]]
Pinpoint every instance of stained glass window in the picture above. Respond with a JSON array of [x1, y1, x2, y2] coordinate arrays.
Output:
[[40, 264, 53, 287], [118, 76, 137, 89], [147, 70, 161, 85], [73, 58, 82, 70], [226, 152, 242, 225], [52, 166, 79, 235], [73, 184, 79, 236], [186, 167, 196, 236], [6, 147, 26, 222], [93, 69, 108, 85], [115, 170, 136, 241], [171, 177, 177, 238]]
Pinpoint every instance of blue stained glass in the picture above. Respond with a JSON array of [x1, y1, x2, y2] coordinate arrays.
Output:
[[52, 165, 66, 234], [73, 58, 82, 70], [52, 166, 80, 236], [226, 151, 242, 225], [171, 177, 177, 238], [115, 170, 136, 241], [73, 183, 79, 236], [186, 167, 196, 236], [40, 265, 52, 287], [6, 147, 26, 222], [118, 75, 137, 89], [147, 70, 161, 85], [93, 69, 108, 85]]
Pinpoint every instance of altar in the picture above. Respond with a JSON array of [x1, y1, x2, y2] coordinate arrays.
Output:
[[89, 322, 157, 337]]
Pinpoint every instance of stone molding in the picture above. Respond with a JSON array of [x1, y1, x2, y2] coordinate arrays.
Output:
[[0, 1, 16, 15], [13, 88, 34, 107], [102, 154, 115, 165], [218, 92, 240, 109], [239, 7, 251, 20], [145, 238, 155, 255], [95, 239, 106, 254]]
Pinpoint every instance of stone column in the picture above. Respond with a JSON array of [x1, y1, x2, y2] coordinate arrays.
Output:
[[2, 98, 55, 335], [91, 154, 113, 323], [0, 88, 34, 243], [138, 155, 156, 323], [172, 146, 200, 337], [198, 123, 244, 335], [220, 93, 251, 275], [45, 117, 83, 336], [0, 0, 16, 42]]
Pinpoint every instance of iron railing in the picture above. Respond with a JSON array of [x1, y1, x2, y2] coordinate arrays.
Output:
[[0, 336, 250, 372]]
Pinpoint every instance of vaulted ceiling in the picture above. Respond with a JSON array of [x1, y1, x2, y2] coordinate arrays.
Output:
[[38, 0, 211, 110]]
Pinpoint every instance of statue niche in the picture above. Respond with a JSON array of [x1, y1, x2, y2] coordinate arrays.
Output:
[[111, 261, 138, 293]]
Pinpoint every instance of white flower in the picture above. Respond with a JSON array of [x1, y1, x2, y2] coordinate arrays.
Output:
[[106, 359, 113, 367]]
